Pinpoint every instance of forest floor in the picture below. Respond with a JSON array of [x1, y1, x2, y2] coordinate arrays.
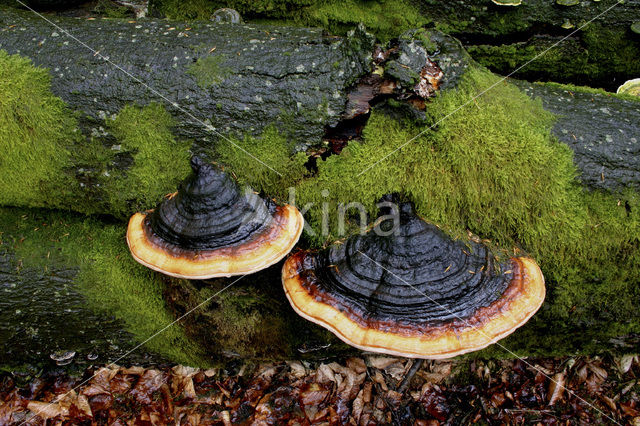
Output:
[[1, 354, 639, 425]]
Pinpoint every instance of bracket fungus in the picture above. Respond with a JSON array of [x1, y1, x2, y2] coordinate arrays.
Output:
[[127, 156, 304, 279], [282, 202, 545, 359], [491, 0, 522, 6], [617, 78, 640, 96]]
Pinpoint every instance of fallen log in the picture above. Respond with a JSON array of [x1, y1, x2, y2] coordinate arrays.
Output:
[[0, 7, 373, 149], [1, 7, 638, 220], [146, 0, 640, 90], [514, 80, 640, 193], [1, 10, 640, 364]]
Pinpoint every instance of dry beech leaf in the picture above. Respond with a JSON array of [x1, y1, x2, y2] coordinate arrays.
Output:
[[601, 395, 617, 412], [420, 362, 453, 384], [617, 354, 638, 375], [373, 370, 388, 391], [588, 363, 608, 381], [346, 358, 367, 374], [27, 401, 68, 420], [203, 368, 218, 377], [316, 364, 336, 384], [368, 356, 400, 370], [287, 361, 307, 379], [547, 372, 566, 406]]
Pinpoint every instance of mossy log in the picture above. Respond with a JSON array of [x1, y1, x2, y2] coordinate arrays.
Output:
[[418, 0, 640, 89], [0, 7, 373, 151], [146, 0, 640, 89], [1, 9, 640, 365], [1, 5, 638, 213]]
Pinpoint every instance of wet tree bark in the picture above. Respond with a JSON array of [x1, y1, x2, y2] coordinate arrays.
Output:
[[0, 7, 374, 151]]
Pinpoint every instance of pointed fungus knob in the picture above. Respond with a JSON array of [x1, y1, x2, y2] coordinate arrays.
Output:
[[127, 157, 304, 279]]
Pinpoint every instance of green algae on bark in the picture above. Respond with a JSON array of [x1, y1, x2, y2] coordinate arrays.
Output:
[[0, 208, 207, 367], [187, 55, 233, 88]]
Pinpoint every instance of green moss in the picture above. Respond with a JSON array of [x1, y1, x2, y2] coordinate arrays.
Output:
[[0, 52, 193, 219], [102, 103, 191, 218], [187, 55, 232, 89], [92, 0, 133, 18], [149, 0, 214, 20], [289, 68, 582, 248], [151, 0, 426, 42], [540, 81, 640, 103], [2, 207, 207, 366], [469, 24, 640, 90], [0, 50, 79, 210], [214, 124, 307, 197], [165, 265, 356, 360], [172, 275, 295, 359], [299, 0, 428, 42]]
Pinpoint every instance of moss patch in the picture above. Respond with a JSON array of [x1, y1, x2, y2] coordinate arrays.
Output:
[[295, 0, 427, 42], [0, 50, 192, 219], [1, 207, 206, 366], [163, 264, 356, 360], [101, 103, 191, 218], [187, 55, 232, 89], [468, 24, 640, 90], [0, 50, 78, 210], [92, 0, 133, 18], [214, 125, 307, 196], [151, 0, 426, 42]]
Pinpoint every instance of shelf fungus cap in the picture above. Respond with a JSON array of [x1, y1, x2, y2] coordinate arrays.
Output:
[[491, 0, 522, 6], [127, 156, 304, 279], [617, 78, 640, 97], [282, 202, 545, 359]]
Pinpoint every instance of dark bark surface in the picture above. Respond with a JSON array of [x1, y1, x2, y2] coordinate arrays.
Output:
[[515, 80, 640, 192], [0, 250, 158, 369]]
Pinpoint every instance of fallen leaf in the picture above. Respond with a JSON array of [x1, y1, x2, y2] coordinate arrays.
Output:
[[346, 357, 367, 374], [616, 354, 638, 375], [368, 356, 400, 370], [287, 361, 307, 379], [27, 400, 68, 420], [547, 372, 566, 406]]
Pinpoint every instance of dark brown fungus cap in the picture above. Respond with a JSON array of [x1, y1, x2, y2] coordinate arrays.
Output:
[[127, 156, 304, 279], [282, 202, 545, 359]]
